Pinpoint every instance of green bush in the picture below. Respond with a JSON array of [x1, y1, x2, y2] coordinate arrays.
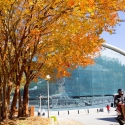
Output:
[[50, 116, 57, 122]]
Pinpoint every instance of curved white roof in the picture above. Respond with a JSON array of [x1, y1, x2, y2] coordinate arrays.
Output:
[[102, 43, 125, 56]]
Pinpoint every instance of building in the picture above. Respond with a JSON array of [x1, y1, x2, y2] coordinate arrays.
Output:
[[28, 43, 125, 108]]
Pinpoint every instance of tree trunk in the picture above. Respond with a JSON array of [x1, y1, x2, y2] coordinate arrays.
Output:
[[23, 84, 29, 117], [2, 82, 7, 119], [0, 100, 1, 121], [6, 83, 12, 119], [11, 86, 20, 117], [0, 74, 2, 121], [7, 83, 12, 107], [18, 89, 23, 117]]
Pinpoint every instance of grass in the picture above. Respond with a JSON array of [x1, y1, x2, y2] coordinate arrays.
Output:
[[50, 116, 57, 122], [0, 116, 54, 125]]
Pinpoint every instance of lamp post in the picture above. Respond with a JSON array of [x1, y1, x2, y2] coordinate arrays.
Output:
[[46, 75, 51, 118], [76, 77, 79, 96], [39, 94, 42, 111]]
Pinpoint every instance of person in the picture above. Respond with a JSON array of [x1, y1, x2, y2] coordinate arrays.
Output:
[[114, 89, 125, 120], [38, 108, 41, 116], [106, 105, 110, 113], [41, 108, 45, 116]]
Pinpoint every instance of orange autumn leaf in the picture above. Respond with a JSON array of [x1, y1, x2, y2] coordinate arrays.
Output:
[[68, 0, 75, 6]]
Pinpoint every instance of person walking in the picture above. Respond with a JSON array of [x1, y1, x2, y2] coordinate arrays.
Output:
[[41, 108, 46, 116], [114, 89, 125, 120], [38, 108, 41, 116], [106, 105, 110, 113]]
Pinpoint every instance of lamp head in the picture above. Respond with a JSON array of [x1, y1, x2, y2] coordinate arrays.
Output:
[[46, 75, 51, 80]]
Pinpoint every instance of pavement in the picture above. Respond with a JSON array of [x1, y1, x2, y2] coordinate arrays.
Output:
[[35, 107, 120, 125], [55, 109, 120, 125]]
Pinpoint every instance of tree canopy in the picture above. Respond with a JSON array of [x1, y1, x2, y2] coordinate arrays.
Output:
[[0, 0, 125, 119], [0, 0, 125, 79]]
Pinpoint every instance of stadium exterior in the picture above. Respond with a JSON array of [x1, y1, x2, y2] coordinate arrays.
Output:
[[28, 43, 125, 108]]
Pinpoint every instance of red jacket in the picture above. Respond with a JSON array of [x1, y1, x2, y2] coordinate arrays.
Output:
[[106, 105, 110, 110]]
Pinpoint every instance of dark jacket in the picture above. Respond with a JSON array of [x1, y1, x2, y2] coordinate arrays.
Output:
[[114, 94, 125, 108]]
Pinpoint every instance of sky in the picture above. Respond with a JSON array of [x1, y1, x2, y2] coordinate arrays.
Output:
[[101, 11, 125, 51]]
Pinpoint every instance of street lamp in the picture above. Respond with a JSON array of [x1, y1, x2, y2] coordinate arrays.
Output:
[[39, 94, 42, 111], [46, 75, 51, 118], [76, 77, 79, 96]]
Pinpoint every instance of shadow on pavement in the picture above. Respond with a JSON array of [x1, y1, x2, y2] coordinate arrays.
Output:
[[97, 117, 117, 123]]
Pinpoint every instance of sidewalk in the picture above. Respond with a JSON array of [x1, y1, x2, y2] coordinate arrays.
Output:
[[56, 118, 84, 125], [55, 109, 119, 125]]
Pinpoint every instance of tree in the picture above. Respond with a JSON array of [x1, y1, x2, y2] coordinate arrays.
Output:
[[0, 0, 125, 120]]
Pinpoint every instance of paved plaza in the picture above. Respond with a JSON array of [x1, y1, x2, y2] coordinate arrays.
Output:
[[36, 107, 120, 125], [56, 110, 119, 125]]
